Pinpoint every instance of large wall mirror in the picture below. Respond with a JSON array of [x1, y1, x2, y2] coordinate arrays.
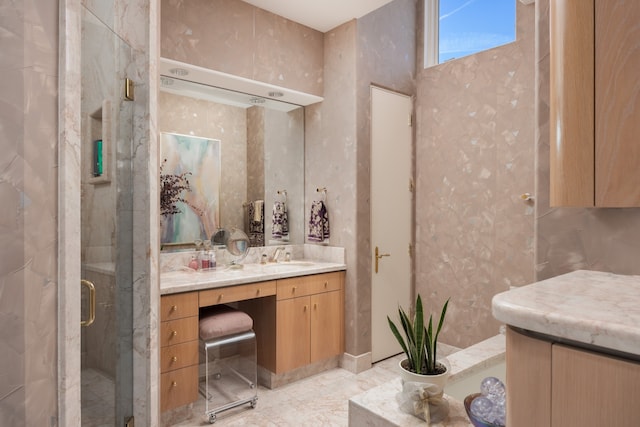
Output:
[[159, 60, 316, 250]]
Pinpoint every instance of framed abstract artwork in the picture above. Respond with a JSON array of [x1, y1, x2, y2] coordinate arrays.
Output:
[[160, 132, 221, 245]]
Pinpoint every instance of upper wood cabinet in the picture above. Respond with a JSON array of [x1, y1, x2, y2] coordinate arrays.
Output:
[[550, 0, 640, 207]]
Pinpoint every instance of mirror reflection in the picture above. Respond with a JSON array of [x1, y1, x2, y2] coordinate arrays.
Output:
[[159, 75, 305, 250]]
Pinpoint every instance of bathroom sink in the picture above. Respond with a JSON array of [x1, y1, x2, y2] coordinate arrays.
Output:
[[282, 261, 315, 267], [261, 261, 316, 272]]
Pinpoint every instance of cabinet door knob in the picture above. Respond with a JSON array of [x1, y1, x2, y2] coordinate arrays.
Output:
[[292, 286, 297, 293], [171, 381, 177, 388], [314, 303, 317, 309], [256, 288, 261, 295], [303, 305, 307, 312], [170, 305, 178, 312], [218, 294, 223, 301], [171, 330, 178, 337], [171, 356, 178, 363], [324, 281, 328, 288]]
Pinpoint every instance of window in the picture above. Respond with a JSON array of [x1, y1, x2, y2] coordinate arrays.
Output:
[[425, 0, 516, 67]]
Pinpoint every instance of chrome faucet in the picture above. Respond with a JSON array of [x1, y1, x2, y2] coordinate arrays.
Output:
[[270, 246, 286, 263]]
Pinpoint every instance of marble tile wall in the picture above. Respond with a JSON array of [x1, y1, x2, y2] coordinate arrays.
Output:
[[128, 0, 159, 423], [354, 0, 417, 356], [305, 19, 358, 353], [305, 0, 418, 358], [161, 0, 324, 96], [0, 1, 60, 425], [414, 1, 536, 348], [534, 0, 640, 279]]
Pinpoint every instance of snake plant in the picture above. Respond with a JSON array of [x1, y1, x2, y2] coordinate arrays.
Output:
[[387, 294, 449, 375]]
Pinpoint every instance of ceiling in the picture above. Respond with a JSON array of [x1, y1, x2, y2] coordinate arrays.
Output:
[[241, 0, 396, 32]]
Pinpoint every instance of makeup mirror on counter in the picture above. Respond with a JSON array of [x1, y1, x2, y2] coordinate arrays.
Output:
[[224, 227, 250, 268], [159, 58, 322, 251]]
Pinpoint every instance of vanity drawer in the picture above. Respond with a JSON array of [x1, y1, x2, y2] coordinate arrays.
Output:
[[199, 281, 276, 307], [160, 340, 199, 373], [161, 292, 198, 321], [160, 365, 199, 412], [160, 316, 199, 347], [276, 272, 343, 300]]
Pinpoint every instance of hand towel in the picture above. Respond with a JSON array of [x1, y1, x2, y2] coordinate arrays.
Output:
[[308, 200, 330, 243], [246, 201, 265, 247], [272, 201, 289, 239], [253, 200, 264, 223]]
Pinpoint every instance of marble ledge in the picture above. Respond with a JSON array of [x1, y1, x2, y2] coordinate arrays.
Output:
[[492, 270, 640, 357], [349, 378, 472, 427], [446, 334, 505, 385]]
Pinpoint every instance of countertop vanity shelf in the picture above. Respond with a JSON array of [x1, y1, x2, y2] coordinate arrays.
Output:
[[493, 270, 640, 426], [159, 261, 346, 413]]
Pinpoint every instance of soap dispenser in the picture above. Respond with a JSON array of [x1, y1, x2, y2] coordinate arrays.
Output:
[[200, 250, 210, 270], [188, 255, 198, 270]]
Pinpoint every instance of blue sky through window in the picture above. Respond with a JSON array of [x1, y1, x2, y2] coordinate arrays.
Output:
[[439, 0, 516, 63]]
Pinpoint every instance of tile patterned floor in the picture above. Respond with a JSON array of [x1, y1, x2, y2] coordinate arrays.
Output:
[[81, 369, 115, 427], [82, 345, 459, 426], [174, 355, 404, 426]]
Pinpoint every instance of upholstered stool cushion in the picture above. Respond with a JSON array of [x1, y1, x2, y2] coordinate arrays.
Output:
[[199, 305, 254, 341]]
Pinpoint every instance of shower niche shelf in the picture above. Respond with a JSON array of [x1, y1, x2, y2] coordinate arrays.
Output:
[[86, 99, 111, 185]]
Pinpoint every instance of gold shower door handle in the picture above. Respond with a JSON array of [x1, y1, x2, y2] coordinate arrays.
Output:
[[81, 279, 96, 327], [374, 246, 390, 274]]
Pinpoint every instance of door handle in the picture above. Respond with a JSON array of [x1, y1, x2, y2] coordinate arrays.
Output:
[[81, 279, 96, 327], [374, 246, 390, 274]]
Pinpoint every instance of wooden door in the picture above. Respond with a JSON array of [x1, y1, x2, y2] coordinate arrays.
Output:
[[276, 296, 310, 373], [310, 290, 343, 363], [370, 86, 413, 362]]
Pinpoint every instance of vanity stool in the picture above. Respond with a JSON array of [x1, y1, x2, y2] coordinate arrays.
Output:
[[199, 305, 258, 424]]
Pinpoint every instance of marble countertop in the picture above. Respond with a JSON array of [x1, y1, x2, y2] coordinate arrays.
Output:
[[492, 270, 640, 356], [161, 260, 346, 295]]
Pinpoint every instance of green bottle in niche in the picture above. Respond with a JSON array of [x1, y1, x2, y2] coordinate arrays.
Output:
[[94, 139, 103, 177]]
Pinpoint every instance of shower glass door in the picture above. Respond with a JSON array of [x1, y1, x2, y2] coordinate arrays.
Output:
[[80, 5, 134, 426]]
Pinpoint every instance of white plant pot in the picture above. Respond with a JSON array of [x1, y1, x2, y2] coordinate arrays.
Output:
[[398, 358, 450, 390]]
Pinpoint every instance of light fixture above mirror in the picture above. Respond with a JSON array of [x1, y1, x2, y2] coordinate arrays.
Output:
[[160, 58, 323, 108]]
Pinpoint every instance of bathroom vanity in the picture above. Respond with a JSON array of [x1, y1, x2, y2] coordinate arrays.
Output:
[[492, 270, 640, 427], [160, 261, 346, 412]]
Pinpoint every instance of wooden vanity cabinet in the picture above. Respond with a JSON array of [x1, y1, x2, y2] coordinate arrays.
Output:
[[550, 0, 640, 207], [159, 292, 199, 412], [244, 271, 345, 374], [275, 272, 344, 373], [276, 295, 311, 372], [506, 327, 640, 426]]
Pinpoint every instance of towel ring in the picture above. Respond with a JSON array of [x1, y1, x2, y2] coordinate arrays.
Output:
[[277, 190, 287, 202], [316, 187, 327, 202]]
